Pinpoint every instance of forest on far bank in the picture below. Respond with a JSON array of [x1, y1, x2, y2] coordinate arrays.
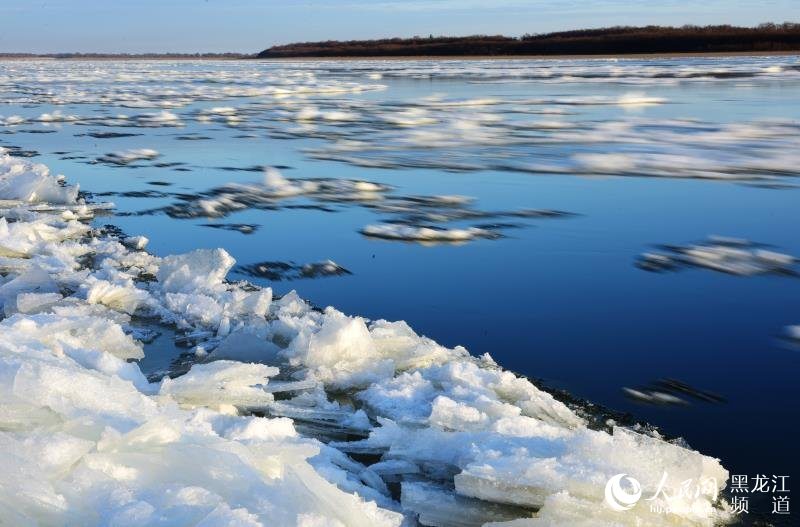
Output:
[[257, 23, 800, 58]]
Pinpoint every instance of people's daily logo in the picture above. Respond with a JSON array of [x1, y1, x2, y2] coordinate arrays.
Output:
[[605, 473, 642, 511]]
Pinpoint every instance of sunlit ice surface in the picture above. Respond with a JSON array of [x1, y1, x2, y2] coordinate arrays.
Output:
[[1, 55, 799, 525]]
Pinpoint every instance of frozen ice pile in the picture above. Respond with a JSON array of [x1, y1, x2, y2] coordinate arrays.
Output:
[[1, 148, 79, 205], [1, 152, 731, 525]]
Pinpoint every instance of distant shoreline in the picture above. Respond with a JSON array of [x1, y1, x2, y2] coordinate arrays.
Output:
[[4, 25, 800, 62], [254, 50, 800, 61], [2, 50, 799, 62], [0, 55, 247, 61], [257, 24, 800, 59]]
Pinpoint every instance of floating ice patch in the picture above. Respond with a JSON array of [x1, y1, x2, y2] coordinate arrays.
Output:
[[82, 131, 143, 139], [132, 110, 183, 127], [200, 222, 259, 235], [0, 60, 384, 113], [196, 106, 244, 126], [304, 101, 800, 181], [360, 224, 499, 243], [615, 92, 667, 106], [6, 60, 792, 183], [1, 115, 26, 126], [623, 379, 725, 407], [7, 59, 797, 182], [96, 148, 160, 166], [36, 110, 79, 123], [150, 168, 567, 243], [237, 259, 352, 281], [637, 236, 798, 276], [203, 106, 238, 116], [0, 145, 40, 158]]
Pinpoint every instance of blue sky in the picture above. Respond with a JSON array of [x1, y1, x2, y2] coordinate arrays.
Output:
[[0, 1, 796, 53]]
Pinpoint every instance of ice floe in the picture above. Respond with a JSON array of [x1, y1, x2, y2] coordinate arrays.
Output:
[[3, 59, 800, 184], [237, 259, 352, 281], [0, 60, 385, 111], [112, 167, 570, 244], [95, 148, 161, 166], [623, 379, 726, 407], [360, 223, 497, 243], [0, 153, 732, 525], [637, 236, 798, 276], [200, 222, 259, 235], [306, 114, 800, 181], [3, 59, 800, 185]]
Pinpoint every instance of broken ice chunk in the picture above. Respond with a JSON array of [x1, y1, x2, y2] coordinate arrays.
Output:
[[0, 266, 59, 316], [286, 309, 395, 389], [14, 292, 63, 314], [157, 248, 236, 293], [123, 235, 149, 250], [159, 360, 277, 409], [84, 278, 149, 314], [0, 148, 79, 204]]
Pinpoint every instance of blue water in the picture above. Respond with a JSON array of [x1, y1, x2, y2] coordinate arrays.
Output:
[[2, 57, 799, 495]]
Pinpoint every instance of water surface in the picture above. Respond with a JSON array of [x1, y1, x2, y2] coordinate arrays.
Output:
[[2, 56, 799, 492]]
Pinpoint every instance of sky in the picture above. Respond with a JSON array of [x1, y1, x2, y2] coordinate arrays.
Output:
[[0, 0, 796, 54]]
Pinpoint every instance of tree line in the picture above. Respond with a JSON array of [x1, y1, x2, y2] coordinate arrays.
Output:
[[257, 24, 800, 58]]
